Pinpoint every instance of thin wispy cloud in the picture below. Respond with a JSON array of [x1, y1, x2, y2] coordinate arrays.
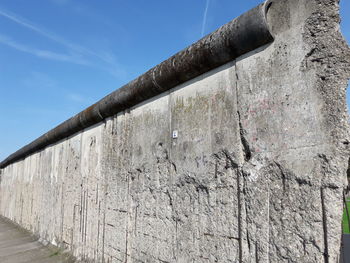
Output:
[[0, 7, 124, 77], [0, 34, 88, 65], [66, 93, 92, 104], [201, 0, 210, 37], [23, 71, 92, 106], [0, 8, 111, 63]]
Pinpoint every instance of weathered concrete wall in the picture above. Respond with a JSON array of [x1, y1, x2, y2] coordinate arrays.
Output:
[[0, 0, 349, 262]]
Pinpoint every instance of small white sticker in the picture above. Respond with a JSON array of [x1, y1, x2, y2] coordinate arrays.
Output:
[[172, 130, 178, 139]]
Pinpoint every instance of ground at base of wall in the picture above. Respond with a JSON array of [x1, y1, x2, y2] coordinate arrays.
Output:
[[0, 216, 76, 263]]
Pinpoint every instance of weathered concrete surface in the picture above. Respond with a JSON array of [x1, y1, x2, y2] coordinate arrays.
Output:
[[0, 2, 273, 169], [0, 216, 76, 262], [0, 0, 349, 262]]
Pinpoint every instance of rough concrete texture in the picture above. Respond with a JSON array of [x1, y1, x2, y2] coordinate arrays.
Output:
[[0, 0, 349, 262], [0, 216, 76, 262]]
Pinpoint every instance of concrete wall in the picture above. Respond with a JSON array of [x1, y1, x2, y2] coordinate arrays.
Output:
[[0, 0, 349, 262]]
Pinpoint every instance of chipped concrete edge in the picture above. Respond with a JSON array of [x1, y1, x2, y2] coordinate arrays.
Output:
[[302, 0, 350, 185]]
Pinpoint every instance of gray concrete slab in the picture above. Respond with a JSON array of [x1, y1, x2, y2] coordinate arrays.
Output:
[[0, 217, 76, 263]]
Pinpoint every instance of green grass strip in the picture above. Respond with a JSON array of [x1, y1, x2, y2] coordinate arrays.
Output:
[[343, 200, 350, 234]]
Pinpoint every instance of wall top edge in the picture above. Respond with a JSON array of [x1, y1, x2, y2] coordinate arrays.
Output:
[[0, 1, 274, 169]]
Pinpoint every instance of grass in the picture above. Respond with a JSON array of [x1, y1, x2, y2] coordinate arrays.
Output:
[[49, 250, 60, 257], [343, 199, 350, 234]]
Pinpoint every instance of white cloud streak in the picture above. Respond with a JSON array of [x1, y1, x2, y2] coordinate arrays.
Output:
[[0, 8, 124, 77], [201, 0, 210, 37], [0, 34, 88, 65], [0, 8, 111, 63]]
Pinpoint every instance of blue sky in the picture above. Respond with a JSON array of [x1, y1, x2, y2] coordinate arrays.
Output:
[[0, 0, 349, 161]]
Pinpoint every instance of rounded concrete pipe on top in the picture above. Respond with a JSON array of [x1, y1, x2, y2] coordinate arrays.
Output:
[[0, 1, 275, 169]]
